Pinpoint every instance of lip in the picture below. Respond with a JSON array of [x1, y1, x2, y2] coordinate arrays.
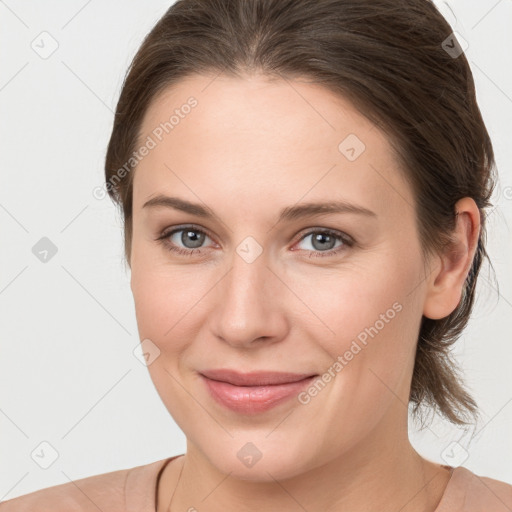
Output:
[[199, 369, 318, 414], [200, 368, 316, 386]]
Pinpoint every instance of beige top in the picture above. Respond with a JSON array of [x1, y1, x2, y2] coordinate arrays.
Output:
[[1, 455, 511, 511]]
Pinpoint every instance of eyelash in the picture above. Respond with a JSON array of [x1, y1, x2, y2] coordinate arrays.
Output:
[[155, 224, 354, 259]]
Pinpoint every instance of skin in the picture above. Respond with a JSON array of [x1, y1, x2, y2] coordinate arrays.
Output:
[[128, 72, 480, 512]]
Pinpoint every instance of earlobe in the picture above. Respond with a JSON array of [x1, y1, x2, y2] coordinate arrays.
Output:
[[423, 198, 481, 320]]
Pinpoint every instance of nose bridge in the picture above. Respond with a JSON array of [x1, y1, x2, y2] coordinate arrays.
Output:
[[210, 243, 285, 347]]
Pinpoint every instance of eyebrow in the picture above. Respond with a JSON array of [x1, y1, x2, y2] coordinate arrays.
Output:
[[142, 194, 377, 223]]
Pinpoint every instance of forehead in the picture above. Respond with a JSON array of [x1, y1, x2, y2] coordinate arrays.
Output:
[[133, 73, 413, 221]]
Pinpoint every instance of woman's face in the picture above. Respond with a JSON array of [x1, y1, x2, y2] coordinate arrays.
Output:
[[130, 73, 432, 479]]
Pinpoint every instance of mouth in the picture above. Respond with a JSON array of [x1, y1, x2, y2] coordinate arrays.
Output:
[[199, 369, 318, 414]]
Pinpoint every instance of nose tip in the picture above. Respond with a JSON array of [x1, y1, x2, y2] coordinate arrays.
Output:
[[208, 257, 288, 349]]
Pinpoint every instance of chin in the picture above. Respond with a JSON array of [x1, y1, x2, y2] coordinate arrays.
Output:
[[200, 440, 317, 482]]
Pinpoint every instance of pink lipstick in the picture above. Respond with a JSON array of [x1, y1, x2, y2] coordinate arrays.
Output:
[[200, 369, 317, 414]]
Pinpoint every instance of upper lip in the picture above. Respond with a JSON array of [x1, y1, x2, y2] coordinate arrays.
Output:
[[200, 369, 317, 386]]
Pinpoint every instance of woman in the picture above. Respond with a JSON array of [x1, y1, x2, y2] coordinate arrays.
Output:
[[3, 0, 511, 511]]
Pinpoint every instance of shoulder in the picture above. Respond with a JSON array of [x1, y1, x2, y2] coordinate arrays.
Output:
[[465, 469, 512, 511], [0, 467, 128, 512], [438, 466, 512, 512], [0, 457, 173, 512]]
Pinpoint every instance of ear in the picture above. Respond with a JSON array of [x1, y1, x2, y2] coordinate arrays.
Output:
[[423, 197, 481, 320]]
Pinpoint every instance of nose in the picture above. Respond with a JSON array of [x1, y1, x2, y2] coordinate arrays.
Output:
[[209, 248, 289, 349]]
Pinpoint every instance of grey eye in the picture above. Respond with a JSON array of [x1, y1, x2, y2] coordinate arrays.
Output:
[[297, 231, 345, 252], [170, 229, 209, 249]]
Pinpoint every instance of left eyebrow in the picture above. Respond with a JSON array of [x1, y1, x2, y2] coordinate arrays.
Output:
[[142, 195, 377, 222], [278, 200, 377, 222]]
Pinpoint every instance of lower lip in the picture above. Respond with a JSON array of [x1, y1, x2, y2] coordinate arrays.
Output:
[[201, 374, 317, 414]]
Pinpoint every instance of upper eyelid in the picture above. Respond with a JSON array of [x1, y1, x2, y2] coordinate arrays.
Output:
[[160, 224, 215, 242]]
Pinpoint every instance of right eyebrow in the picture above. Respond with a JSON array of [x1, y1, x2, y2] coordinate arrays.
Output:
[[143, 195, 213, 217]]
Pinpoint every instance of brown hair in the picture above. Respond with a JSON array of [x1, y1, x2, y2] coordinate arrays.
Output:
[[105, 0, 496, 427]]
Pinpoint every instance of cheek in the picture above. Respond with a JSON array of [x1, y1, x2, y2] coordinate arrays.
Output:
[[130, 260, 216, 356], [297, 275, 422, 450], [130, 265, 207, 418], [305, 257, 423, 393], [300, 255, 418, 337], [132, 280, 176, 340]]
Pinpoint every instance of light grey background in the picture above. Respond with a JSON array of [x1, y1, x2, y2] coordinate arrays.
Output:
[[1, 0, 511, 500]]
